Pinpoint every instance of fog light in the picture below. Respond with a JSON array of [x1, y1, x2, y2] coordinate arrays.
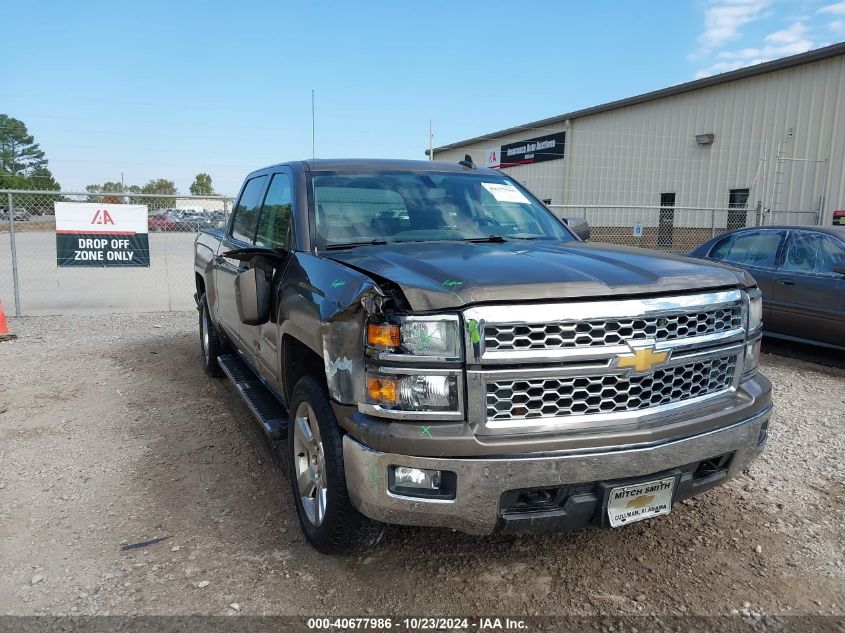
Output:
[[393, 466, 441, 489]]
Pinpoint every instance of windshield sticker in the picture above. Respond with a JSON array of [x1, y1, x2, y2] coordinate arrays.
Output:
[[481, 182, 530, 204]]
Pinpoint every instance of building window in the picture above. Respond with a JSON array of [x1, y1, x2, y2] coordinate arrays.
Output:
[[658, 192, 675, 248], [728, 188, 750, 230]]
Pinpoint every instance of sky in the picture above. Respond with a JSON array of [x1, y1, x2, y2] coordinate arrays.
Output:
[[2, 0, 844, 196]]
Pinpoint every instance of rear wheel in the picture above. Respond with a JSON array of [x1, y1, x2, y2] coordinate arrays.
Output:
[[287, 376, 385, 554], [198, 293, 224, 377]]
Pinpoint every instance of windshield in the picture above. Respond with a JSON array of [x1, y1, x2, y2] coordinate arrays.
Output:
[[310, 170, 574, 248]]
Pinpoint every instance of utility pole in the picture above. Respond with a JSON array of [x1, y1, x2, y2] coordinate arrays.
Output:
[[429, 120, 433, 161]]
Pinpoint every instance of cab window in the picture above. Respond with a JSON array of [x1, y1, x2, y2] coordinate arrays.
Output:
[[231, 175, 268, 243], [255, 173, 293, 249]]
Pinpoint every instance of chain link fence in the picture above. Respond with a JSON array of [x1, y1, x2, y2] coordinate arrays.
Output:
[[0, 188, 825, 316], [550, 204, 820, 254], [1, 189, 233, 316]]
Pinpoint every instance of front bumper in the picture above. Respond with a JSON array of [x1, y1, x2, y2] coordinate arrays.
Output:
[[342, 404, 772, 535]]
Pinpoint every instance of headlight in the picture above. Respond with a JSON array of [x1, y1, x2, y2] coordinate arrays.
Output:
[[365, 372, 459, 412], [743, 288, 763, 379], [747, 288, 763, 331], [367, 315, 461, 360], [743, 337, 761, 378]]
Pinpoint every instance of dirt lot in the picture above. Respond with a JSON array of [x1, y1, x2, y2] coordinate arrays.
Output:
[[0, 312, 842, 618]]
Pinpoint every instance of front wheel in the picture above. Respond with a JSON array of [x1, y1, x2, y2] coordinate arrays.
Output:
[[287, 376, 385, 554], [198, 293, 224, 377]]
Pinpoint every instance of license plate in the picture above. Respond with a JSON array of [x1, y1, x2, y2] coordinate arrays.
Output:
[[607, 477, 675, 528]]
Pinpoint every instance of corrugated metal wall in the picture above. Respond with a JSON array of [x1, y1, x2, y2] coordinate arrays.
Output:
[[434, 53, 845, 226]]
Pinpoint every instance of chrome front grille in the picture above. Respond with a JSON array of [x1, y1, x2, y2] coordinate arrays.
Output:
[[484, 307, 743, 352], [485, 353, 737, 421], [463, 290, 748, 435]]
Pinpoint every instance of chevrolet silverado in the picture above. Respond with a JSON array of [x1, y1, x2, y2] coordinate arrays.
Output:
[[194, 158, 772, 553]]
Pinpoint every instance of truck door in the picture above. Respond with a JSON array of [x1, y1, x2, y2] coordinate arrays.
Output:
[[772, 230, 845, 346], [242, 170, 295, 385], [214, 174, 268, 346]]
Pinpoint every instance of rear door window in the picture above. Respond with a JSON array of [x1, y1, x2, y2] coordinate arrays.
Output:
[[716, 230, 784, 268], [255, 172, 293, 249], [781, 231, 845, 276], [231, 175, 268, 243]]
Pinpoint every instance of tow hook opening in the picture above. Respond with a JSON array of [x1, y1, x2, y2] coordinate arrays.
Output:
[[757, 419, 770, 446]]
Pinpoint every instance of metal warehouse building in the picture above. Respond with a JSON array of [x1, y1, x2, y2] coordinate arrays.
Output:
[[428, 42, 845, 251]]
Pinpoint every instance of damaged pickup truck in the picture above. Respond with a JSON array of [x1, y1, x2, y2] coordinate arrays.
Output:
[[194, 158, 772, 553]]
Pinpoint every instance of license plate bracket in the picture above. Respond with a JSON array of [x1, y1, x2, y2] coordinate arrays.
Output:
[[606, 476, 676, 528]]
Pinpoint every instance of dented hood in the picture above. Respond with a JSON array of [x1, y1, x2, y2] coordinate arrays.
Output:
[[327, 240, 755, 311]]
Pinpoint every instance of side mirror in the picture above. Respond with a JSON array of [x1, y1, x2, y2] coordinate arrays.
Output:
[[563, 217, 591, 241], [235, 266, 271, 325]]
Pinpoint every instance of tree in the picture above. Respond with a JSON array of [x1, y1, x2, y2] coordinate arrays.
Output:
[[86, 181, 126, 203], [83, 179, 177, 208], [140, 178, 178, 210], [141, 178, 177, 196], [189, 173, 215, 196], [0, 172, 34, 190], [28, 166, 61, 191], [0, 115, 47, 176]]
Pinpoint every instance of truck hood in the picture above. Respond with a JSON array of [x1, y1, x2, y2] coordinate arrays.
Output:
[[327, 240, 755, 311]]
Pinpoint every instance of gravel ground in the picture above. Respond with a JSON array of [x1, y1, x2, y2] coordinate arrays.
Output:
[[0, 312, 842, 617]]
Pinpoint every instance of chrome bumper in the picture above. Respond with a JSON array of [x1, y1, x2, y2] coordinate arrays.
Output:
[[343, 405, 771, 535]]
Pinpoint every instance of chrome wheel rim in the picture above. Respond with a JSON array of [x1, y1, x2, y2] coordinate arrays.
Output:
[[293, 401, 327, 527], [201, 306, 210, 362]]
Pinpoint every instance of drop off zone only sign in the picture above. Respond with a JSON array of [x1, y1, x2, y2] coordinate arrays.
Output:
[[55, 202, 150, 267]]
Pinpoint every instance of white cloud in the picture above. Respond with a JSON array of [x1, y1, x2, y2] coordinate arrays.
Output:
[[695, 20, 814, 77], [818, 2, 845, 15], [830, 19, 845, 32], [764, 20, 808, 43], [692, 0, 773, 58]]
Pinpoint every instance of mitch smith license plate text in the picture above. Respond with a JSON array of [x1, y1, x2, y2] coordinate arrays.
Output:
[[607, 477, 675, 527]]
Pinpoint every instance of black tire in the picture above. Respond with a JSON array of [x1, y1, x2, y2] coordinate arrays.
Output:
[[198, 293, 224, 377], [287, 375, 385, 554]]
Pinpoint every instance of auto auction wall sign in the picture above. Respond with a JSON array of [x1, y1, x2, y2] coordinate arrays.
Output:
[[485, 147, 501, 168], [498, 131, 566, 168], [55, 202, 150, 267]]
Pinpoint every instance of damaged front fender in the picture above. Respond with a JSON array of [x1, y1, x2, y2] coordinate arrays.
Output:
[[282, 253, 387, 404]]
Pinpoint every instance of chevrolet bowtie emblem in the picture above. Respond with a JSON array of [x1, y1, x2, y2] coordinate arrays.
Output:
[[626, 494, 656, 509], [616, 346, 670, 373]]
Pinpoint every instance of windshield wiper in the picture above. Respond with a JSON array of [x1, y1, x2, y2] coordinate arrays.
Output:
[[324, 239, 388, 250], [462, 235, 508, 243]]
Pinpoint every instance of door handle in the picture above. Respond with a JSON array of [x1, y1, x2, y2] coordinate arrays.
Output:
[[777, 279, 795, 286]]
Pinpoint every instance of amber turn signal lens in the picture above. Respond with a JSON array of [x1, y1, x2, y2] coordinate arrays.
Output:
[[367, 323, 400, 348], [367, 375, 398, 403]]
